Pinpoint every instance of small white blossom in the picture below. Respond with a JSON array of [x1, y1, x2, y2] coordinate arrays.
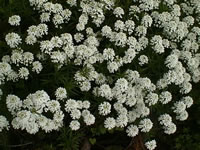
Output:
[[113, 7, 124, 18], [126, 125, 139, 137], [69, 120, 80, 130], [5, 33, 22, 48], [0, 115, 9, 132], [55, 87, 67, 100], [18, 67, 29, 80], [104, 117, 116, 130], [145, 140, 157, 150], [8, 15, 21, 26], [98, 102, 111, 116]]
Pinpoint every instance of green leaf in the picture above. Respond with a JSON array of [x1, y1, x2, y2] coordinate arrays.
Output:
[[89, 138, 96, 145]]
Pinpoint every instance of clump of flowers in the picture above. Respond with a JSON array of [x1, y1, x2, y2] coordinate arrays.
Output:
[[0, 0, 200, 149]]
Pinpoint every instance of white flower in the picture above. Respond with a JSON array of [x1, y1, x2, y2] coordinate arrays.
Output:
[[113, 7, 124, 18], [40, 13, 50, 23], [159, 91, 172, 104], [55, 87, 67, 100], [116, 114, 128, 128], [53, 14, 64, 27], [114, 32, 127, 47], [141, 14, 153, 27], [103, 48, 115, 61], [145, 93, 158, 106], [42, 119, 56, 133], [107, 61, 119, 73], [43, 2, 54, 12], [139, 118, 153, 133], [24, 90, 50, 113], [8, 15, 21, 26], [101, 25, 112, 38], [26, 35, 37, 45], [172, 101, 186, 114], [126, 125, 139, 137], [0, 115, 9, 132], [163, 123, 176, 134], [51, 51, 66, 64], [6, 94, 22, 113], [165, 54, 179, 69], [181, 96, 193, 108], [125, 70, 140, 83], [32, 61, 43, 74], [65, 99, 78, 112], [76, 23, 85, 31], [180, 82, 192, 94], [52, 3, 63, 14], [23, 52, 34, 65], [61, 9, 72, 21], [104, 117, 116, 130], [135, 26, 147, 37], [139, 0, 154, 11], [127, 111, 137, 123], [46, 100, 61, 113], [82, 101, 90, 109], [37, 24, 48, 37], [69, 120, 80, 131], [115, 78, 128, 92], [125, 20, 135, 34], [80, 81, 91, 91], [138, 55, 148, 66], [98, 84, 112, 100], [67, 0, 77, 7], [38, 116, 48, 128], [5, 32, 22, 48], [51, 36, 63, 48], [98, 102, 111, 116], [114, 20, 125, 31], [82, 109, 90, 117], [2, 55, 11, 63], [74, 33, 84, 43], [40, 40, 54, 54], [27, 25, 37, 36], [11, 52, 22, 65], [70, 109, 81, 119], [83, 114, 95, 126], [145, 140, 157, 150], [123, 48, 136, 64], [53, 111, 64, 123], [18, 67, 29, 80], [158, 114, 172, 126], [176, 110, 188, 121], [85, 36, 99, 47], [0, 62, 11, 75]]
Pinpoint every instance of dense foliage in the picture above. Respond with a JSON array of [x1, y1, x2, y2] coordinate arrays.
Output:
[[0, 0, 200, 150]]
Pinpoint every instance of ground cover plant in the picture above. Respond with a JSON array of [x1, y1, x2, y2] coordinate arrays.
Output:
[[0, 0, 200, 150]]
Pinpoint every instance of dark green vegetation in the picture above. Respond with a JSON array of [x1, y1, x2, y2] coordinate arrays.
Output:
[[0, 0, 200, 150]]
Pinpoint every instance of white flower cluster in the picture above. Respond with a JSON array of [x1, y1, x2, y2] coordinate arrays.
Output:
[[172, 96, 193, 121], [145, 140, 157, 150], [1, 0, 200, 148], [0, 49, 43, 83], [158, 114, 176, 134], [5, 33, 22, 48], [65, 99, 95, 130], [8, 15, 21, 26], [26, 24, 48, 45], [7, 90, 65, 134], [0, 115, 9, 132]]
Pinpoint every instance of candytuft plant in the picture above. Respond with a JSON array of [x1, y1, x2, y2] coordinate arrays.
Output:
[[0, 0, 200, 149]]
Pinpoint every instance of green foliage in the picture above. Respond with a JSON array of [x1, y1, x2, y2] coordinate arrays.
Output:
[[0, 0, 200, 150], [57, 127, 85, 150]]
